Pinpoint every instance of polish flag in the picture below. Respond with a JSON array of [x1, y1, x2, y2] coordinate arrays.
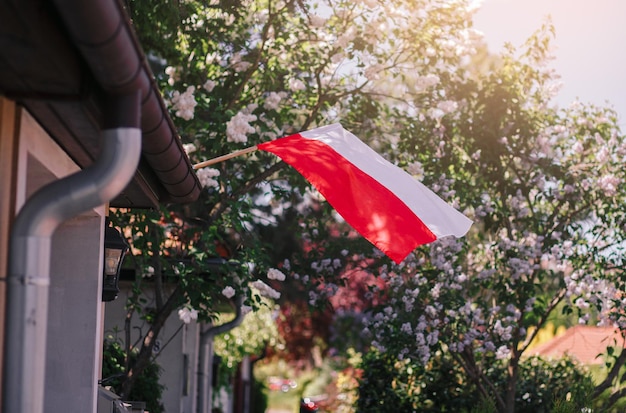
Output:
[[257, 123, 472, 263]]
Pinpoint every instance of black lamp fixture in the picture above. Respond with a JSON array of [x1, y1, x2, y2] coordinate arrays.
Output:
[[102, 218, 129, 302]]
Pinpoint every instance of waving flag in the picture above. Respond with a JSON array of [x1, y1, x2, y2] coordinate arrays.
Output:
[[256, 123, 472, 263]]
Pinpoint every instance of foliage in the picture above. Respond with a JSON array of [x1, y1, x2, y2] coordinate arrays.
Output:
[[354, 17, 626, 413], [101, 337, 165, 413], [357, 349, 474, 412], [357, 349, 594, 413], [591, 346, 626, 412], [108, 0, 626, 410], [514, 357, 593, 412], [212, 292, 282, 394], [274, 301, 332, 365]]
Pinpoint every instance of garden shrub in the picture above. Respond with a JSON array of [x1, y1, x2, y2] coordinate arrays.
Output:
[[356, 350, 593, 413], [101, 338, 165, 413]]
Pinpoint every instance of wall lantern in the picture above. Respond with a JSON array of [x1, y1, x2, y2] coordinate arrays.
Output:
[[102, 218, 129, 302]]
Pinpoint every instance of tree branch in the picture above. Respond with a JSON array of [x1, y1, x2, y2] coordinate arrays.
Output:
[[121, 284, 183, 398], [593, 348, 626, 399], [607, 385, 626, 410], [209, 161, 286, 221], [450, 348, 506, 412], [519, 289, 566, 353]]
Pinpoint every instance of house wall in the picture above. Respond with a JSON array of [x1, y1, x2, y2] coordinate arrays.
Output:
[[1, 98, 106, 412], [104, 282, 201, 413], [46, 215, 105, 413], [0, 97, 19, 405], [181, 320, 201, 413]]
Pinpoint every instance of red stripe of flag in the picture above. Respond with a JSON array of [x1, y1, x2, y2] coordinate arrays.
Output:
[[257, 124, 472, 263]]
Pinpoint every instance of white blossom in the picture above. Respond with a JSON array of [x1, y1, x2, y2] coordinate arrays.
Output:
[[437, 100, 458, 114], [495, 345, 511, 360], [359, 0, 377, 8], [414, 74, 440, 91], [309, 15, 327, 28], [196, 167, 220, 189], [426, 107, 445, 121], [336, 26, 356, 48], [178, 307, 198, 324], [493, 320, 513, 341], [288, 78, 306, 91], [571, 140, 584, 154], [364, 64, 385, 81], [267, 268, 286, 281], [597, 174, 620, 196], [596, 146, 610, 163], [263, 92, 284, 110], [165, 66, 180, 86], [171, 85, 197, 120], [142, 266, 155, 278], [251, 280, 281, 300], [226, 111, 257, 143], [203, 79, 217, 92], [183, 143, 197, 154], [222, 286, 236, 299], [407, 161, 424, 180], [230, 52, 252, 72]]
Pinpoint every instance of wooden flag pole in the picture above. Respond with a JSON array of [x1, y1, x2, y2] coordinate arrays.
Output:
[[193, 145, 259, 170]]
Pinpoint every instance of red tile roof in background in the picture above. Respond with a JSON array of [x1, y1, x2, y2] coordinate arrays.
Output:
[[529, 325, 626, 365]]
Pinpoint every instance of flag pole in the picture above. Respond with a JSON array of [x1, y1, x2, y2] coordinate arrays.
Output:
[[193, 145, 258, 170]]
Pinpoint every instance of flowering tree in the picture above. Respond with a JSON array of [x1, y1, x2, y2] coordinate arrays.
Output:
[[359, 23, 626, 412], [113, 0, 483, 397], [113, 0, 626, 410]]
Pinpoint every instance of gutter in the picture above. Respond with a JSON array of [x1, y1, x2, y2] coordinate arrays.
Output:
[[3, 93, 142, 413], [2, 1, 201, 412], [197, 295, 246, 413], [52, 0, 201, 204]]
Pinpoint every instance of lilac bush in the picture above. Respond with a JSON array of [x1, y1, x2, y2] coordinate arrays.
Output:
[[115, 1, 626, 410]]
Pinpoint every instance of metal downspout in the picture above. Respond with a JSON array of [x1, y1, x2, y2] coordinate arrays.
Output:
[[197, 296, 245, 413], [2, 93, 142, 413]]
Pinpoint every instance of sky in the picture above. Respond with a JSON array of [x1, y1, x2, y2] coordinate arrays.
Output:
[[472, 0, 626, 126]]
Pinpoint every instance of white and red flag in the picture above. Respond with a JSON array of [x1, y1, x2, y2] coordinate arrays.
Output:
[[255, 123, 472, 263]]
